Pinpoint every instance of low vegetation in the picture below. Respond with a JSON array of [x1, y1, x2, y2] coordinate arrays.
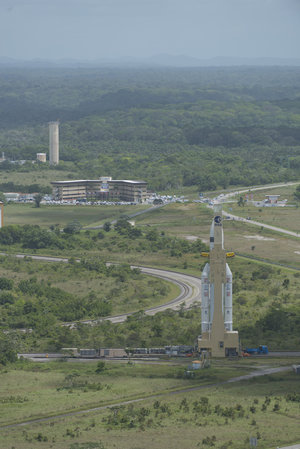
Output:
[[0, 219, 299, 353], [0, 361, 299, 449]]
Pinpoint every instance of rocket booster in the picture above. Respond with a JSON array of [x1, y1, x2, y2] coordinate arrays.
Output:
[[224, 264, 233, 331], [201, 263, 210, 333]]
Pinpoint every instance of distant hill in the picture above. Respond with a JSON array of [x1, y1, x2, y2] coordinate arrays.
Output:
[[1, 55, 300, 68]]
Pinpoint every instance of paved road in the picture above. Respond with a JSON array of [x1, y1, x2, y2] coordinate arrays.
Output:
[[209, 181, 300, 238], [221, 181, 300, 201], [0, 365, 291, 430], [278, 444, 300, 449], [85, 204, 165, 229], [222, 211, 299, 238], [0, 253, 202, 326]]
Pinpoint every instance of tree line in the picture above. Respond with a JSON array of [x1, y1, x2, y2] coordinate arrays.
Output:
[[0, 66, 299, 192]]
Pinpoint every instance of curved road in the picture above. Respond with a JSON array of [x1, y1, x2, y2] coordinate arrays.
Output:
[[0, 253, 202, 326]]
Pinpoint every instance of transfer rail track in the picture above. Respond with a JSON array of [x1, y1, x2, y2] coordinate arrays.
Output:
[[18, 351, 300, 361]]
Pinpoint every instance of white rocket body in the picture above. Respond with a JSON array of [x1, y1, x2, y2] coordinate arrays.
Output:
[[201, 216, 233, 334]]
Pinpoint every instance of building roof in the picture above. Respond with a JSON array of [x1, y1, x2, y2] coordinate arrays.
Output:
[[51, 179, 147, 186], [51, 180, 102, 185], [108, 180, 147, 184]]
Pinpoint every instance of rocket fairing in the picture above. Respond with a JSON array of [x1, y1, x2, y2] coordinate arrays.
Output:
[[201, 211, 233, 334]]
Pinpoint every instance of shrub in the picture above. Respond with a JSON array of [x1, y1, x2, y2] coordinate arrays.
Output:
[[96, 361, 106, 373], [0, 277, 14, 290], [0, 292, 15, 305]]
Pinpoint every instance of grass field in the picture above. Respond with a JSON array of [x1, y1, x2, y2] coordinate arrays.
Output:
[[224, 203, 300, 233], [0, 359, 299, 449], [0, 360, 248, 426], [134, 202, 300, 269], [1, 166, 79, 186], [3, 203, 150, 228]]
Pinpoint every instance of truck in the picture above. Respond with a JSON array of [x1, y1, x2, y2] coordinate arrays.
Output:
[[244, 345, 268, 355]]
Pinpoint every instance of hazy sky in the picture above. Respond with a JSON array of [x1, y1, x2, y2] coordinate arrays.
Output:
[[0, 0, 299, 61]]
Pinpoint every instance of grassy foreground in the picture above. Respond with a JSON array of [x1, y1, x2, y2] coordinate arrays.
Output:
[[3, 203, 150, 228], [0, 359, 299, 449]]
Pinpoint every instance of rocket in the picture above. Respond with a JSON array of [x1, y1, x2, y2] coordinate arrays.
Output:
[[201, 208, 233, 335]]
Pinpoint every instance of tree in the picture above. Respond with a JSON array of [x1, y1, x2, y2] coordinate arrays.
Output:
[[0, 334, 17, 365], [34, 193, 43, 208], [237, 196, 245, 207], [125, 347, 134, 363], [0, 277, 14, 290], [282, 278, 290, 289], [294, 185, 300, 201], [63, 220, 82, 234], [0, 192, 6, 204], [114, 218, 131, 235], [95, 361, 106, 373], [103, 222, 111, 232]]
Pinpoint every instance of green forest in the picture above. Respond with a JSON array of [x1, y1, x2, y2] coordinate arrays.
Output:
[[0, 66, 300, 191]]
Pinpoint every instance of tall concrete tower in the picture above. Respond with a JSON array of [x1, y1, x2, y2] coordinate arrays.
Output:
[[49, 121, 59, 165], [198, 205, 239, 357]]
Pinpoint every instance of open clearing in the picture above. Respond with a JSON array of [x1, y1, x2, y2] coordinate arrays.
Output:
[[244, 235, 276, 241], [0, 359, 299, 449], [135, 203, 300, 268], [0, 167, 82, 187], [3, 203, 150, 228], [224, 203, 300, 233]]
